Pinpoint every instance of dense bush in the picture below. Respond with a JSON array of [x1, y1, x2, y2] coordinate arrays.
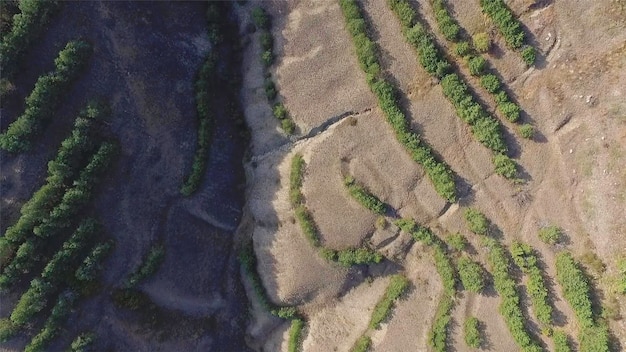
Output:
[[337, 247, 383, 267], [510, 242, 553, 326], [433, 245, 457, 295], [479, 0, 525, 49], [432, 0, 460, 41], [341, 0, 457, 203], [555, 252, 597, 327], [519, 124, 534, 139], [181, 53, 217, 196], [0, 0, 59, 79], [454, 41, 470, 57], [480, 74, 500, 93], [445, 233, 467, 251], [429, 294, 454, 352], [24, 292, 75, 352], [493, 153, 517, 179], [33, 142, 117, 238], [521, 46, 536, 66], [344, 176, 387, 214], [552, 330, 571, 352], [351, 335, 372, 352], [457, 256, 485, 293], [1, 40, 92, 152], [126, 244, 165, 288], [498, 100, 521, 122], [69, 332, 96, 352], [369, 274, 409, 329], [75, 241, 114, 282], [483, 237, 542, 352], [463, 208, 488, 235], [472, 32, 491, 53], [0, 238, 39, 289], [538, 225, 562, 245], [0, 318, 18, 342], [288, 319, 305, 352], [467, 56, 486, 76], [464, 316, 482, 348]]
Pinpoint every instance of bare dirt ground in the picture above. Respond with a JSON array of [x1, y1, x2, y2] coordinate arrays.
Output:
[[238, 0, 626, 351]]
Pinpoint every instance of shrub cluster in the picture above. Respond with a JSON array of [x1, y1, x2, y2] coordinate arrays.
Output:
[[251, 6, 296, 135], [463, 208, 488, 235], [432, 0, 459, 41], [445, 232, 467, 251], [24, 291, 76, 352], [479, 0, 525, 49], [0, 40, 92, 152], [288, 318, 305, 352], [483, 237, 542, 352], [181, 54, 217, 196], [472, 32, 491, 53], [125, 244, 165, 288], [555, 251, 610, 352], [351, 335, 372, 352], [493, 153, 517, 179], [0, 0, 59, 80], [510, 242, 553, 326], [344, 176, 387, 215], [341, 0, 457, 202], [538, 225, 562, 245], [69, 332, 96, 352], [552, 330, 571, 352], [464, 316, 482, 349], [457, 256, 486, 293], [429, 294, 454, 352], [75, 241, 114, 282], [519, 124, 534, 139], [369, 274, 409, 329]]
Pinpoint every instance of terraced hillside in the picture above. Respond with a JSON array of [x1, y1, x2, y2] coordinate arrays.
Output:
[[1, 0, 625, 351]]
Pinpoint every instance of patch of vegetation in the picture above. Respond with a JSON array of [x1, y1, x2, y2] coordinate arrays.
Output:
[[580, 251, 606, 275], [432, 0, 460, 41], [510, 242, 553, 326], [75, 241, 114, 282], [445, 233, 467, 251], [464, 316, 482, 348], [0, 0, 59, 82], [463, 208, 488, 235], [369, 274, 409, 329], [552, 330, 572, 352], [0, 40, 92, 152], [24, 292, 76, 352], [350, 335, 372, 352], [0, 318, 18, 342], [618, 257, 626, 295], [472, 32, 491, 53], [483, 237, 542, 352], [519, 124, 534, 139], [341, 0, 458, 203], [125, 244, 165, 288], [521, 46, 536, 66], [429, 294, 454, 352], [538, 225, 562, 245], [454, 41, 471, 57], [69, 332, 96, 352], [493, 153, 517, 179], [457, 256, 486, 293], [479, 0, 525, 49], [289, 153, 306, 206], [467, 56, 487, 76], [344, 176, 387, 215], [288, 318, 305, 352], [336, 248, 383, 267], [480, 74, 501, 93]]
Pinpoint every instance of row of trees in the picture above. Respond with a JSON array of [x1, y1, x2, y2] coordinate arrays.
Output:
[[340, 0, 457, 202], [0, 0, 59, 83], [555, 252, 610, 351], [252, 6, 296, 134], [0, 40, 92, 152], [24, 291, 76, 352], [124, 244, 164, 288], [369, 274, 410, 329], [510, 242, 554, 327]]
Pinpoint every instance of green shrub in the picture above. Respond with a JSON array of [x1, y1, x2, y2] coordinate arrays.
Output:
[[457, 256, 485, 293], [480, 74, 501, 93], [281, 117, 296, 134], [538, 225, 561, 245], [351, 335, 372, 352], [344, 176, 387, 214], [479, 0, 525, 49], [519, 124, 534, 139], [464, 316, 482, 348], [337, 247, 383, 267], [289, 154, 305, 206], [467, 56, 486, 76], [472, 32, 491, 53], [429, 294, 454, 352], [1, 40, 91, 152], [555, 252, 594, 327], [75, 241, 114, 282], [454, 41, 471, 57], [126, 244, 165, 288], [433, 245, 457, 295], [369, 274, 409, 329], [251, 7, 270, 30], [521, 46, 536, 66], [493, 153, 517, 179], [445, 233, 467, 251], [264, 78, 276, 100], [273, 103, 288, 120], [432, 0, 460, 41], [552, 330, 571, 352], [464, 208, 488, 235], [295, 205, 321, 248], [24, 292, 75, 352], [288, 319, 305, 352], [261, 49, 273, 67], [69, 332, 96, 352], [0, 318, 18, 342], [259, 32, 273, 51], [498, 101, 521, 122]]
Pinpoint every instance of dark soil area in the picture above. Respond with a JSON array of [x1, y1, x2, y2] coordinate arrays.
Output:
[[1, 2, 251, 351]]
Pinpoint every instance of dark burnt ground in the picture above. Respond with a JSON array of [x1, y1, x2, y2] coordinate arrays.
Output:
[[0, 2, 251, 351]]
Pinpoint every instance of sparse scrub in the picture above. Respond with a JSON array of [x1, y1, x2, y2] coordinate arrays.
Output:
[[464, 316, 482, 348], [369, 274, 409, 329], [344, 176, 387, 214], [1, 40, 92, 152], [341, 0, 457, 202], [510, 242, 553, 326], [457, 256, 486, 293], [125, 244, 165, 288], [538, 225, 562, 245], [351, 335, 372, 352], [288, 319, 305, 352], [464, 208, 488, 235]]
